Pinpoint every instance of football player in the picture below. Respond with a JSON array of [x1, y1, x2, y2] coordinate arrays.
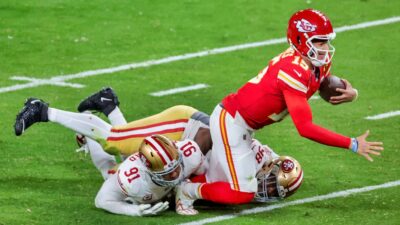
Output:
[[95, 134, 207, 217], [184, 8, 384, 208], [76, 87, 212, 157], [175, 139, 303, 215], [13, 97, 208, 216], [14, 91, 304, 216], [71, 88, 303, 215]]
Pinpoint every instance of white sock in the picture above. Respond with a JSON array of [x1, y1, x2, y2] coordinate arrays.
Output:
[[86, 138, 116, 180], [48, 108, 112, 140], [108, 107, 127, 126]]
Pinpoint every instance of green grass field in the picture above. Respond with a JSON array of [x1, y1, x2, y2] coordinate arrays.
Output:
[[1, 0, 399, 224]]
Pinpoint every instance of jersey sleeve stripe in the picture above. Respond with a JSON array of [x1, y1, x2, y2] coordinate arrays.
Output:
[[277, 70, 308, 93], [117, 170, 129, 196]]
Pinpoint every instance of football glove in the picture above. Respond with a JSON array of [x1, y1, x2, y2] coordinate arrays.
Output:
[[138, 201, 169, 216]]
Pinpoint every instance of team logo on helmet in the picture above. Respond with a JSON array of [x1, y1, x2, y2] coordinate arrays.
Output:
[[281, 159, 295, 173], [296, 19, 317, 32]]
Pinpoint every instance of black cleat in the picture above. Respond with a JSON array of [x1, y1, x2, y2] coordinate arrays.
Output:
[[14, 98, 49, 136], [77, 87, 119, 116]]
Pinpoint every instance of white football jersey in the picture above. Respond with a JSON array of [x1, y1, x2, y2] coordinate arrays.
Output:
[[182, 118, 209, 140], [176, 139, 208, 177], [116, 139, 207, 204], [117, 153, 172, 204], [250, 139, 279, 172]]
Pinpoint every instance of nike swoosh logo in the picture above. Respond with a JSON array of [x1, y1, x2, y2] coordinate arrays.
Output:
[[100, 97, 112, 102], [30, 99, 41, 104], [293, 69, 302, 77]]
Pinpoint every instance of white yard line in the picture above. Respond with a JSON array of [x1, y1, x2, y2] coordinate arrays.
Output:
[[0, 16, 399, 94], [179, 180, 400, 225], [150, 84, 209, 97], [365, 110, 400, 120]]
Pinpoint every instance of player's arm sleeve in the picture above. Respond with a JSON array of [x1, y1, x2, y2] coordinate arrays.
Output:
[[283, 89, 351, 149], [192, 152, 209, 175], [94, 175, 143, 217], [277, 68, 309, 95], [181, 140, 209, 176]]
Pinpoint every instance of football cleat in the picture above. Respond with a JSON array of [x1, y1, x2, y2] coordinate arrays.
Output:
[[14, 98, 49, 136], [175, 182, 198, 216], [77, 87, 119, 116]]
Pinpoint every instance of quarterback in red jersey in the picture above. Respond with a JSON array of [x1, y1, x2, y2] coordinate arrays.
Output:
[[177, 8, 384, 212]]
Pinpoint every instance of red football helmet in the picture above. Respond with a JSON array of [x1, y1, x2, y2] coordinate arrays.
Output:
[[287, 9, 336, 67]]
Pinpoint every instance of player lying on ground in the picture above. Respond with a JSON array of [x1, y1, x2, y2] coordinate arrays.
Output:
[[13, 97, 208, 216], [72, 88, 303, 215], [13, 89, 303, 216], [73, 87, 211, 155], [94, 134, 207, 217], [71, 87, 303, 215]]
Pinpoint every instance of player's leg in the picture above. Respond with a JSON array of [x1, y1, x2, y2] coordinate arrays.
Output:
[[85, 102, 129, 179], [77, 87, 127, 126], [75, 87, 126, 171], [175, 105, 256, 213], [14, 98, 112, 141], [86, 138, 117, 180], [205, 104, 257, 193], [104, 105, 197, 155]]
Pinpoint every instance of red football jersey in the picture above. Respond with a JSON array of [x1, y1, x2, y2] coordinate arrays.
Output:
[[223, 48, 330, 129], [222, 48, 351, 149]]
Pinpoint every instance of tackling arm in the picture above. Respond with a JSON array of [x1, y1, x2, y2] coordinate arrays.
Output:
[[95, 175, 168, 216]]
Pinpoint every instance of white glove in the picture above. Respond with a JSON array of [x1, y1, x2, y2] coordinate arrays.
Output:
[[138, 201, 169, 216]]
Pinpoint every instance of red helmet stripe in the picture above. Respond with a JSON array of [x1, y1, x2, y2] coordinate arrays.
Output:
[[152, 136, 173, 161], [145, 138, 168, 164], [288, 169, 304, 192]]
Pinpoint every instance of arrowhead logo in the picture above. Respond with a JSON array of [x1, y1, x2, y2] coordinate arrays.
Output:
[[296, 19, 317, 32]]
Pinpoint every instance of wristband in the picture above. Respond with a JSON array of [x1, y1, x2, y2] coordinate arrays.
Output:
[[351, 138, 358, 153]]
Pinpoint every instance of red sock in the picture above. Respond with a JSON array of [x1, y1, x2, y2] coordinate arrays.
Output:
[[199, 182, 254, 204], [189, 174, 207, 183]]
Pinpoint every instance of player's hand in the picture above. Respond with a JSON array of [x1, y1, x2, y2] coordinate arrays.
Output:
[[329, 79, 358, 104], [138, 201, 169, 216], [356, 130, 384, 162]]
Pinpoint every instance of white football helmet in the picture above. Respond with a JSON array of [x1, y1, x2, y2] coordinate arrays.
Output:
[[255, 156, 303, 202]]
